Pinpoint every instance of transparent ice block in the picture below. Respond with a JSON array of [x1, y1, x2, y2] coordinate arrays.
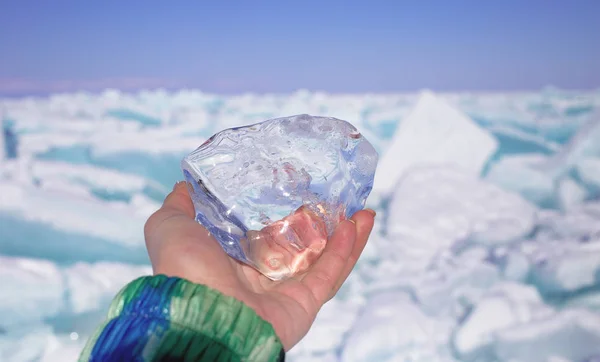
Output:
[[181, 114, 378, 280]]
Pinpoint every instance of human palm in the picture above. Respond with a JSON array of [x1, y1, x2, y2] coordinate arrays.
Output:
[[144, 182, 375, 351]]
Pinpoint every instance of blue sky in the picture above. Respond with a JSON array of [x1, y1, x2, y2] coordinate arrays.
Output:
[[0, 0, 599, 95]]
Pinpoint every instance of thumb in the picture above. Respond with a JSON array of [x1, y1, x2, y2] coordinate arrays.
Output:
[[162, 181, 196, 217], [144, 181, 196, 245]]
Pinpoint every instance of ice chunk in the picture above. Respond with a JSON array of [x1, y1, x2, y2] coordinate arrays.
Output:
[[558, 178, 587, 211], [287, 298, 361, 359], [37, 145, 190, 191], [525, 111, 600, 198], [400, 248, 500, 318], [453, 282, 553, 361], [0, 120, 4, 165], [501, 250, 530, 282], [533, 203, 600, 242], [550, 110, 600, 166], [565, 291, 600, 311], [494, 309, 600, 362], [341, 291, 454, 362], [38, 333, 86, 362], [577, 158, 600, 191], [420, 263, 499, 317], [0, 181, 150, 264], [373, 91, 498, 197], [0, 325, 85, 362], [182, 114, 378, 280], [0, 212, 149, 265], [64, 262, 152, 314], [0, 256, 151, 333], [487, 124, 561, 154], [485, 154, 556, 208], [386, 167, 537, 270], [0, 256, 64, 328], [414, 262, 500, 318], [105, 108, 162, 127], [286, 351, 338, 362], [0, 325, 54, 362], [2, 120, 18, 159], [529, 241, 600, 295], [29, 160, 168, 202]]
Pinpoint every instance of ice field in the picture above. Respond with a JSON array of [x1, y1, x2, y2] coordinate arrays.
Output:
[[1, 88, 600, 361]]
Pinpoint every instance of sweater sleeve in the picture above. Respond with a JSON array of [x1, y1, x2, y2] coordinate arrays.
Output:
[[78, 275, 285, 362]]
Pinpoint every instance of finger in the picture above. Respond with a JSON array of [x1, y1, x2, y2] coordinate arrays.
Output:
[[332, 209, 375, 293], [144, 181, 196, 250], [300, 219, 357, 305], [161, 181, 195, 217]]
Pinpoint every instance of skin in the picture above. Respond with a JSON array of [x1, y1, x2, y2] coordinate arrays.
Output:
[[144, 181, 376, 351]]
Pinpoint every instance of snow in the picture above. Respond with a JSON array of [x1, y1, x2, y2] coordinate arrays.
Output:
[[501, 250, 530, 282], [533, 203, 600, 242], [453, 282, 554, 360], [485, 154, 557, 207], [64, 262, 152, 314], [287, 298, 362, 361], [529, 241, 600, 294], [0, 256, 151, 362], [0, 256, 64, 327], [411, 250, 500, 317], [372, 91, 499, 198], [0, 325, 85, 362], [386, 166, 537, 270], [1, 89, 600, 361], [487, 124, 561, 154], [495, 309, 600, 362], [341, 291, 453, 362], [0, 120, 5, 166], [578, 158, 600, 190], [558, 179, 587, 210], [558, 178, 587, 210], [29, 160, 163, 196], [0, 180, 154, 250], [0, 256, 152, 329], [551, 111, 600, 166]]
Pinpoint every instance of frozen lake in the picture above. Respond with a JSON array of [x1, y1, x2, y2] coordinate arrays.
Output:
[[1, 88, 600, 361]]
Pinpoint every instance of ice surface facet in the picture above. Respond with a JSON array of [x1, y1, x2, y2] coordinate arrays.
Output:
[[342, 291, 454, 362], [386, 166, 537, 270], [373, 91, 499, 197], [494, 309, 600, 362], [182, 114, 378, 280]]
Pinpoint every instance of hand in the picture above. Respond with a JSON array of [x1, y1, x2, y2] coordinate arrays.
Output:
[[144, 181, 376, 351]]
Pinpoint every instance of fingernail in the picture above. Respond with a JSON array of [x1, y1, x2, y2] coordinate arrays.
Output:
[[348, 219, 356, 225], [173, 181, 185, 191], [365, 208, 377, 217]]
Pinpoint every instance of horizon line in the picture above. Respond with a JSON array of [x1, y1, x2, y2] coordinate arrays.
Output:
[[1, 86, 599, 99]]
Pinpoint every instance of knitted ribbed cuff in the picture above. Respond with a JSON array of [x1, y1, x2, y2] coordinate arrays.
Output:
[[80, 275, 285, 362]]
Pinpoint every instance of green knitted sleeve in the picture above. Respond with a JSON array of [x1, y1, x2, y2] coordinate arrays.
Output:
[[78, 275, 285, 362]]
